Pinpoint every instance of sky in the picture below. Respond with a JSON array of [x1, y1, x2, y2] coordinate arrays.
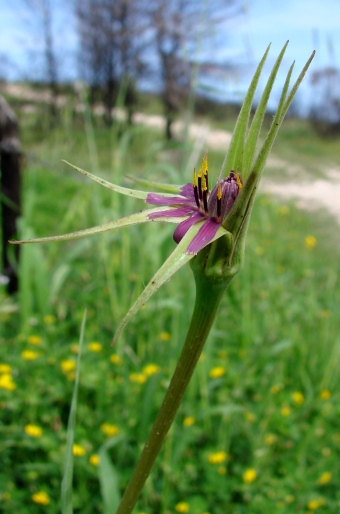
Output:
[[0, 0, 339, 110]]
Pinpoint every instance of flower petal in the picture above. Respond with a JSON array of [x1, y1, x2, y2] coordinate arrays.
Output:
[[146, 192, 195, 206], [187, 218, 222, 255], [179, 183, 197, 201], [9, 207, 183, 245], [173, 212, 204, 243], [148, 206, 194, 220]]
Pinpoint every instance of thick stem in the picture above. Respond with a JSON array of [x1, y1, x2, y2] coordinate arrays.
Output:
[[116, 275, 232, 514]]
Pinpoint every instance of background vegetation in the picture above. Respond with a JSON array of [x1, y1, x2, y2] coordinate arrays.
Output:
[[0, 92, 340, 514]]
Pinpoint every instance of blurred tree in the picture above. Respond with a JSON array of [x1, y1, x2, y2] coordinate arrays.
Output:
[[309, 67, 340, 137], [24, 0, 59, 123], [76, 0, 149, 126], [148, 0, 244, 139]]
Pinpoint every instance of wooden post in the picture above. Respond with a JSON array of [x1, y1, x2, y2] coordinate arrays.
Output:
[[0, 95, 21, 294]]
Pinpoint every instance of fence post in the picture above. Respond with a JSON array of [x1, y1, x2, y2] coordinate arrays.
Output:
[[0, 95, 21, 294]]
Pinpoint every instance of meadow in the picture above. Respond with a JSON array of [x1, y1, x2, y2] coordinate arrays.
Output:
[[0, 97, 340, 514]]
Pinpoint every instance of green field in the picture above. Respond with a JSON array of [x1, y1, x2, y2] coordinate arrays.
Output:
[[1, 97, 340, 514]]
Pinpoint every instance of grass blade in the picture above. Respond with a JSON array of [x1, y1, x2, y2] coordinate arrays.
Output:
[[60, 310, 87, 514]]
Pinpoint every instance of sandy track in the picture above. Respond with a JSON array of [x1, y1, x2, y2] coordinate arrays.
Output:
[[3, 83, 339, 224]]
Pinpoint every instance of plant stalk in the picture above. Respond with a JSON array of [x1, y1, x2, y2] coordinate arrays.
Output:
[[116, 273, 233, 513]]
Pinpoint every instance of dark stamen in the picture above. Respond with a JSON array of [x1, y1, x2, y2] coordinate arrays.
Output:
[[193, 169, 200, 207], [198, 172, 203, 201], [216, 183, 222, 221]]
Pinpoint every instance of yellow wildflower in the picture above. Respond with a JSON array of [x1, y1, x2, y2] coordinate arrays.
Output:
[[175, 502, 190, 513], [208, 451, 227, 465], [317, 472, 332, 485], [159, 331, 171, 342], [218, 350, 227, 358], [27, 335, 42, 345], [88, 341, 102, 352], [24, 424, 43, 438], [320, 389, 331, 400], [244, 411, 256, 423], [209, 366, 225, 379], [73, 444, 86, 456], [292, 391, 305, 405], [183, 416, 195, 427], [21, 350, 39, 360], [142, 364, 160, 376], [44, 314, 56, 324], [70, 344, 79, 354], [255, 246, 265, 255], [307, 498, 325, 510], [89, 454, 100, 466], [264, 433, 277, 445], [280, 405, 291, 417], [129, 372, 147, 384], [0, 363, 11, 373], [270, 384, 282, 394], [305, 235, 317, 249], [0, 373, 16, 391], [110, 354, 123, 365], [243, 468, 257, 484], [32, 491, 50, 505], [278, 205, 289, 215], [60, 360, 76, 374], [100, 423, 119, 437]]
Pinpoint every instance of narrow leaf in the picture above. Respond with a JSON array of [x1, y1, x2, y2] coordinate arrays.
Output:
[[243, 41, 289, 174], [98, 436, 124, 514], [253, 50, 315, 178], [10, 207, 187, 245], [222, 43, 271, 176], [61, 310, 87, 514], [112, 223, 229, 345]]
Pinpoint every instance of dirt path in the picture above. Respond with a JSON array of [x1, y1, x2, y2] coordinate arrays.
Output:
[[136, 112, 340, 224], [3, 83, 339, 224]]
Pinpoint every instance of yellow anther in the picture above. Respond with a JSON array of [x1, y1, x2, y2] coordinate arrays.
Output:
[[202, 174, 207, 191], [200, 154, 208, 176], [236, 173, 243, 189], [193, 169, 197, 187], [217, 183, 222, 200]]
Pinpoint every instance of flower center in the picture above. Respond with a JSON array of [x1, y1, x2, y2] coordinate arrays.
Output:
[[193, 156, 243, 222]]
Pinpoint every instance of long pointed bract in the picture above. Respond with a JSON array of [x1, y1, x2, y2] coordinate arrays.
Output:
[[111, 223, 230, 345], [62, 161, 177, 199], [10, 207, 188, 245]]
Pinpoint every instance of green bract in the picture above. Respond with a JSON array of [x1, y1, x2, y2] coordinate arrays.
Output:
[[11, 42, 315, 345]]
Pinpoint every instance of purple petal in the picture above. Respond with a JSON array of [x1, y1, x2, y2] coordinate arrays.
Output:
[[180, 183, 196, 201], [173, 212, 204, 243], [147, 207, 194, 220], [146, 192, 195, 206], [187, 218, 221, 255]]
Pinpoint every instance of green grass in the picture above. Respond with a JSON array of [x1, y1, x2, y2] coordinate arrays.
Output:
[[1, 102, 340, 514]]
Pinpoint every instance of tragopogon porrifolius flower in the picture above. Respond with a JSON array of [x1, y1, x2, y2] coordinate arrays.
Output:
[[11, 42, 315, 514]]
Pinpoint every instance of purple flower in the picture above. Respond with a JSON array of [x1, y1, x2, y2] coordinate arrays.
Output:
[[146, 155, 243, 254]]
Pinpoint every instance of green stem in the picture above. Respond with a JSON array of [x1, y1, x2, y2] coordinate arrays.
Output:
[[116, 274, 232, 514]]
